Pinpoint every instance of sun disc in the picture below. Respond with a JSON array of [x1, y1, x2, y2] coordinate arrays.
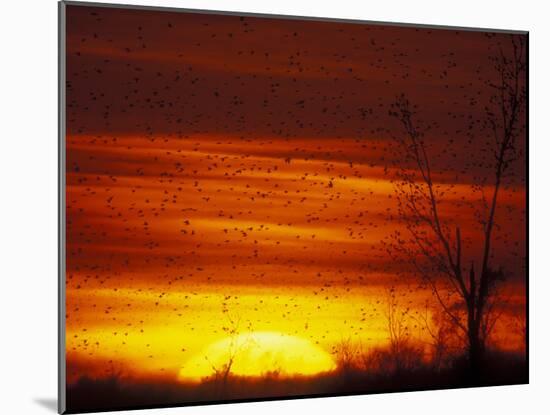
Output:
[[178, 331, 336, 381]]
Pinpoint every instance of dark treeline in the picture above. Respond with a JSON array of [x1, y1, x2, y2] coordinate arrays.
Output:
[[67, 348, 526, 413]]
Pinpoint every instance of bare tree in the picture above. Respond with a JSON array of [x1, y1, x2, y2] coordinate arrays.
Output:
[[384, 286, 424, 372], [386, 286, 410, 363], [386, 36, 526, 374], [412, 301, 458, 371], [332, 336, 361, 373], [207, 305, 251, 393]]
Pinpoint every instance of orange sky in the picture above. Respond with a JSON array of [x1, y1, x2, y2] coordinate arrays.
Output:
[[65, 134, 526, 383], [64, 4, 527, 386]]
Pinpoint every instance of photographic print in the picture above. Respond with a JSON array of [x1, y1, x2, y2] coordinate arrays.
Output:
[[59, 1, 528, 413]]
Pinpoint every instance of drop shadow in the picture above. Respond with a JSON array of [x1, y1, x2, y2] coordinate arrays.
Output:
[[34, 398, 57, 412]]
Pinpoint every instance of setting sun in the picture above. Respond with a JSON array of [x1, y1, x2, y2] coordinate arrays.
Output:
[[179, 331, 337, 381]]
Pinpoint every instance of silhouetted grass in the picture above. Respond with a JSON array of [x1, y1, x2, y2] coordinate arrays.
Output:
[[66, 349, 527, 413]]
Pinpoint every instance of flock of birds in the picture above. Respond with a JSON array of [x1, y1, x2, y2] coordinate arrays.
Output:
[[65, 6, 526, 376]]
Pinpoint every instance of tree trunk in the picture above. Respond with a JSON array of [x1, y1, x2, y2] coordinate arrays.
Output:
[[467, 309, 484, 380], [467, 264, 483, 377], [468, 330, 481, 373]]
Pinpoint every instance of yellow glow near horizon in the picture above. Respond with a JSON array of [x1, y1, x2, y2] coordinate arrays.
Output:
[[178, 331, 337, 381]]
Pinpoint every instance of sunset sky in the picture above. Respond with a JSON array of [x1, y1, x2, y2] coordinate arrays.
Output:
[[64, 4, 526, 388]]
